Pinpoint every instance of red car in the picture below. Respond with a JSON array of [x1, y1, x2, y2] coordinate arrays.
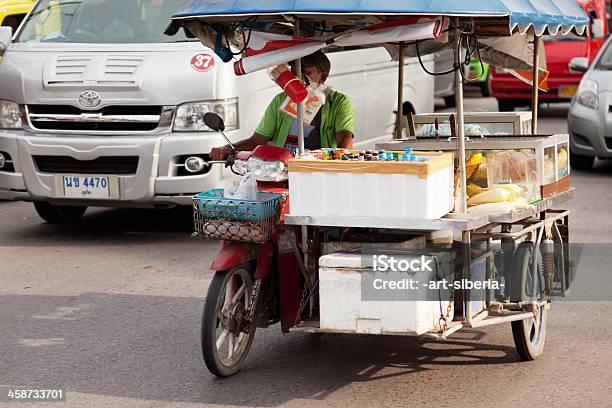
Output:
[[491, 0, 609, 111]]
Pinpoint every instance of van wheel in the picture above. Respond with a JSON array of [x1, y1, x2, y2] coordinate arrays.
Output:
[[569, 151, 594, 171], [33, 202, 87, 224]]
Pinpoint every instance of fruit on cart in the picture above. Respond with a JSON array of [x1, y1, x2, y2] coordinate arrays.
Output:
[[482, 183, 525, 199], [467, 183, 484, 197], [467, 184, 529, 214], [455, 153, 484, 195], [468, 187, 511, 206], [468, 201, 514, 214], [473, 157, 488, 186], [512, 197, 529, 211], [466, 153, 483, 182], [558, 147, 568, 170]]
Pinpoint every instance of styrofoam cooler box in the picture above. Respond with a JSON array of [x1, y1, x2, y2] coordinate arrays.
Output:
[[288, 153, 454, 220], [319, 250, 455, 336]]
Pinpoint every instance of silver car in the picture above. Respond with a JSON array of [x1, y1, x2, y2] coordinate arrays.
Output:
[[567, 35, 612, 170]]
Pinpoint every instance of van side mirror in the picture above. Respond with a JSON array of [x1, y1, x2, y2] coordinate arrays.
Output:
[[591, 18, 605, 39], [569, 57, 589, 73], [0, 27, 13, 57]]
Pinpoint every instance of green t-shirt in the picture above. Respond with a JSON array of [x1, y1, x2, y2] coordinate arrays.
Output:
[[254, 90, 355, 150]]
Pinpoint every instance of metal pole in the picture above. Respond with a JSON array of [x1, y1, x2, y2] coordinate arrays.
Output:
[[396, 42, 405, 139], [294, 18, 309, 318], [294, 19, 305, 154], [531, 32, 540, 135], [454, 20, 468, 214]]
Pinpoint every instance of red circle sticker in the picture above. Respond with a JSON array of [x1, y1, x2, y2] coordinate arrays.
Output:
[[190, 53, 215, 72]]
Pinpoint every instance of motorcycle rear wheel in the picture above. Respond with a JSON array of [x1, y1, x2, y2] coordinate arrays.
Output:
[[201, 265, 256, 377]]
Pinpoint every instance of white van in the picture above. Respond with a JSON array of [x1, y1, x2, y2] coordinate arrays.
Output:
[[0, 0, 434, 223]]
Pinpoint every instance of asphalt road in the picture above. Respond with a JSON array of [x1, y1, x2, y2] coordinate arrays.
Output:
[[1, 96, 611, 408]]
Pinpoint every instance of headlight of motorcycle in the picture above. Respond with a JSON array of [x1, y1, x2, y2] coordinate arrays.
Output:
[[576, 79, 599, 110], [173, 98, 239, 132], [233, 158, 248, 176], [0, 100, 22, 129], [247, 158, 288, 182]]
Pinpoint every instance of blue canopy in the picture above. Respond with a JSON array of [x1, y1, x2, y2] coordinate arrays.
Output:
[[172, 0, 589, 36]]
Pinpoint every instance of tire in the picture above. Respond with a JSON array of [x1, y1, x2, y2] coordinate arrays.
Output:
[[443, 95, 457, 108], [569, 151, 594, 171], [481, 70, 492, 97], [498, 99, 516, 112], [510, 242, 547, 361], [201, 266, 256, 377], [33, 202, 87, 223]]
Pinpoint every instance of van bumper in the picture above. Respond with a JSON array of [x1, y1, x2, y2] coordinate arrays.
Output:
[[0, 129, 238, 207]]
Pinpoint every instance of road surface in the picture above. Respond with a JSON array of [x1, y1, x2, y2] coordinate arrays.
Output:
[[1, 97, 611, 407]]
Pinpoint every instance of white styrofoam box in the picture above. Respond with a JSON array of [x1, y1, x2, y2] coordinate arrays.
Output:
[[319, 250, 454, 336], [288, 153, 454, 220]]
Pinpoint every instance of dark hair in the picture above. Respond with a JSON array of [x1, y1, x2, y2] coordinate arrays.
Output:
[[293, 51, 331, 81]]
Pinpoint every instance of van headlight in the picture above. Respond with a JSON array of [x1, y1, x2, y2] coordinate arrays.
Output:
[[0, 100, 22, 129], [576, 79, 599, 110], [173, 98, 239, 132]]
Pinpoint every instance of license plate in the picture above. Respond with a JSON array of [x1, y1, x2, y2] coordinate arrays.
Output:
[[56, 175, 119, 199], [559, 85, 577, 98]]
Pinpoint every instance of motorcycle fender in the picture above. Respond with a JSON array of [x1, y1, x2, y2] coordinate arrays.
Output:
[[211, 241, 258, 271], [255, 241, 274, 280]]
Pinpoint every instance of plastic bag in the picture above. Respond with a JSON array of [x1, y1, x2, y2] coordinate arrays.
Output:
[[234, 172, 258, 200]]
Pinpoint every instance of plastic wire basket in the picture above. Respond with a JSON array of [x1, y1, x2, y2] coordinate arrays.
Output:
[[193, 189, 285, 243]]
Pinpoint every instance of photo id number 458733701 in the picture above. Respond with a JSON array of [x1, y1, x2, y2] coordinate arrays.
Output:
[[1, 388, 65, 402]]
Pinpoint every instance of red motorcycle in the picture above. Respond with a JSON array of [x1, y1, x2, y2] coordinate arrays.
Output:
[[194, 113, 305, 377]]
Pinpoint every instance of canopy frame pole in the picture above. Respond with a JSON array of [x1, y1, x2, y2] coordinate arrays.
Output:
[[293, 17, 311, 317], [454, 19, 468, 215], [294, 19, 306, 155], [531, 32, 540, 135], [395, 41, 405, 140]]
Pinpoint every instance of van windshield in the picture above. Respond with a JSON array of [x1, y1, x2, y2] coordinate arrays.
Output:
[[17, 0, 194, 43]]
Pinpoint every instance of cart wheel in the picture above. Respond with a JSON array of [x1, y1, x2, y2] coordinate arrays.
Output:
[[511, 242, 547, 360], [510, 242, 544, 302], [201, 266, 256, 377]]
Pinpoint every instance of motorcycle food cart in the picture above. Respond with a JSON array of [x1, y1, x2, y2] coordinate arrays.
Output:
[[167, 1, 588, 377]]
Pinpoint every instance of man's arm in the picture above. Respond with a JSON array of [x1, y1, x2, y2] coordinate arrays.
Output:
[[333, 93, 356, 149], [336, 131, 353, 149], [210, 133, 270, 161]]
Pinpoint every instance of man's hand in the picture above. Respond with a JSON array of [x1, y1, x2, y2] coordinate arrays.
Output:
[[210, 145, 233, 161]]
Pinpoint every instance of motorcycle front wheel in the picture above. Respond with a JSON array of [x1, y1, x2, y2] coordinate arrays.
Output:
[[201, 265, 256, 377]]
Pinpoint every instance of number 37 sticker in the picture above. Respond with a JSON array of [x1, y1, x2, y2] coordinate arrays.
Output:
[[191, 53, 215, 72]]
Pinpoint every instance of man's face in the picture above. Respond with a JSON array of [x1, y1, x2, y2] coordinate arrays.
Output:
[[303, 66, 325, 84]]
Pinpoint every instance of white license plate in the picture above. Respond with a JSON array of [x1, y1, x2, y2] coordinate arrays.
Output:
[[56, 175, 118, 199]]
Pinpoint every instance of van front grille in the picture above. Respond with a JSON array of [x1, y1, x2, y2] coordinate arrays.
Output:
[[34, 156, 139, 175], [27, 105, 163, 132]]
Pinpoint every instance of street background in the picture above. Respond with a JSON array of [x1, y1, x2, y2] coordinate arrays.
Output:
[[1, 94, 611, 407]]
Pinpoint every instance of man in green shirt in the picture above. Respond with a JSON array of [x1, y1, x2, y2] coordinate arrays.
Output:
[[210, 51, 355, 160]]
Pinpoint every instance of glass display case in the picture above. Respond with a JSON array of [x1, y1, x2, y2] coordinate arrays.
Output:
[[377, 134, 571, 199], [407, 112, 533, 137]]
